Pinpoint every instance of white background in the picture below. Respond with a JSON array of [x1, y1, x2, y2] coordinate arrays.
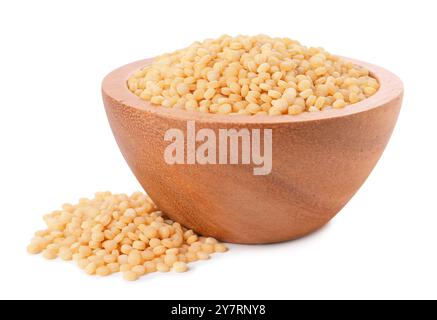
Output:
[[1, 0, 436, 300]]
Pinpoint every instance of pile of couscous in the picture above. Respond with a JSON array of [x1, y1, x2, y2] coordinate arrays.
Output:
[[27, 192, 227, 281], [128, 34, 379, 115]]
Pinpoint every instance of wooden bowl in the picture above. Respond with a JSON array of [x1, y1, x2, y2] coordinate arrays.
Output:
[[102, 58, 403, 244]]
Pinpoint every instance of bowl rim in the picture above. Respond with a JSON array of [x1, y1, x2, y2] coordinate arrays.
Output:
[[102, 57, 403, 124]]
